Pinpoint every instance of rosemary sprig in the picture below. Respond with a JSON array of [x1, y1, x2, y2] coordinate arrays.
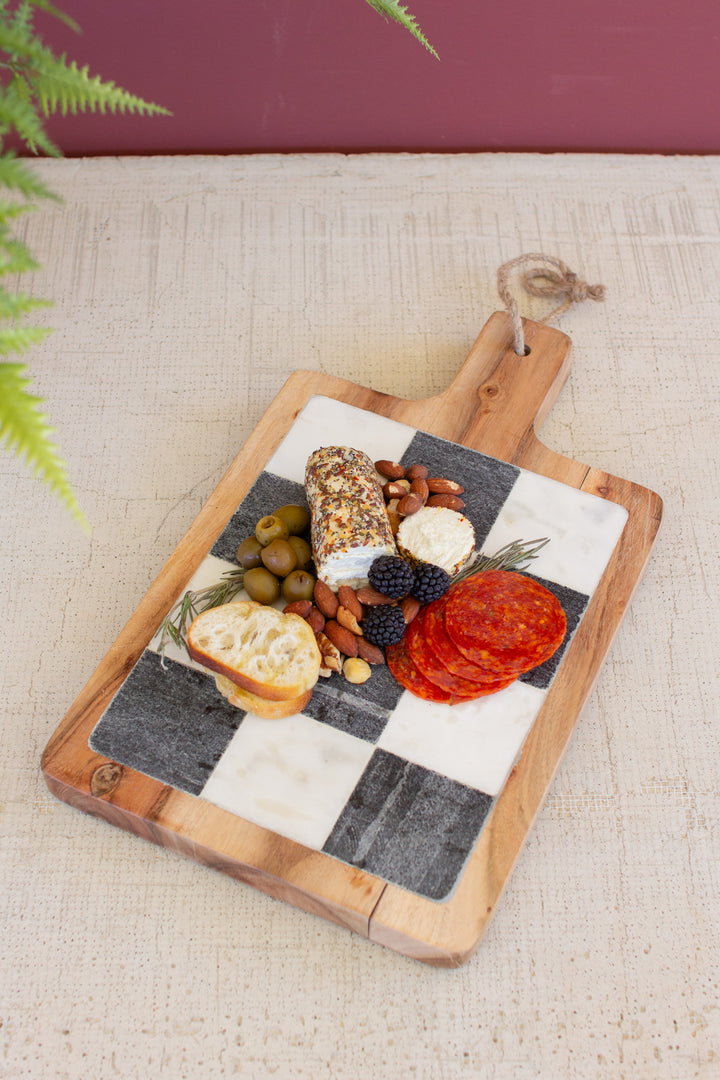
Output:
[[451, 537, 550, 584], [156, 567, 246, 665]]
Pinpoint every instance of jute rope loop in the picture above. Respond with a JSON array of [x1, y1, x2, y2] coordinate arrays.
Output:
[[497, 253, 606, 356]]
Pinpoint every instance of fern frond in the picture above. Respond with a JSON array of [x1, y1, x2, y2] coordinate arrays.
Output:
[[0, 151, 60, 200], [363, 0, 438, 58], [25, 0, 80, 33], [0, 81, 60, 153], [29, 54, 171, 117], [0, 322, 50, 352], [0, 232, 39, 273], [0, 360, 89, 531], [0, 285, 50, 318]]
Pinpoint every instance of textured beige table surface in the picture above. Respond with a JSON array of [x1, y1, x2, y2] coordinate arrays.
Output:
[[2, 153, 718, 1078]]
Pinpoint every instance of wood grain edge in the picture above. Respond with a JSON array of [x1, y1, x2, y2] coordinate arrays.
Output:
[[41, 318, 665, 967], [366, 458, 663, 965]]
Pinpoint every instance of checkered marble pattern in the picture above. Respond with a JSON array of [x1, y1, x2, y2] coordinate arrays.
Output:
[[90, 395, 628, 902]]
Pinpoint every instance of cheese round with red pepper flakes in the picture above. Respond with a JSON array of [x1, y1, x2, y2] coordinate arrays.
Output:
[[305, 446, 397, 591], [396, 505, 475, 576]]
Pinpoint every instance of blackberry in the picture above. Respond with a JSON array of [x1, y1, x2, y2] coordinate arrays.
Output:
[[362, 604, 406, 647], [411, 562, 451, 604], [368, 555, 415, 599]]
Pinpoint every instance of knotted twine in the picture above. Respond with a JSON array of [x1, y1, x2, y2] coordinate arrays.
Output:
[[497, 253, 605, 356]]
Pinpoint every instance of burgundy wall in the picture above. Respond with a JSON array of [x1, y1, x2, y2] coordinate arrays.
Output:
[[37, 0, 720, 155]]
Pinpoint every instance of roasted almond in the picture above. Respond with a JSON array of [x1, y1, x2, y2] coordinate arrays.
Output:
[[338, 584, 363, 621], [400, 595, 421, 624], [305, 605, 326, 634], [426, 493, 465, 511], [375, 459, 405, 480], [283, 599, 312, 618], [397, 492, 423, 516], [427, 477, 465, 495], [324, 619, 359, 658], [357, 638, 385, 665], [337, 605, 363, 636], [313, 579, 339, 619], [406, 463, 428, 480], [410, 477, 429, 503], [383, 480, 408, 500], [356, 584, 396, 605]]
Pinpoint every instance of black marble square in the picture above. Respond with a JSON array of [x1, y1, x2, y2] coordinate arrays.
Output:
[[211, 471, 308, 563], [302, 681, 392, 742], [322, 749, 494, 901], [518, 573, 589, 690], [401, 430, 520, 550], [89, 651, 245, 795]]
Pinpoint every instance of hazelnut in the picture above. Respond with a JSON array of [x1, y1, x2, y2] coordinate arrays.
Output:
[[343, 657, 372, 684]]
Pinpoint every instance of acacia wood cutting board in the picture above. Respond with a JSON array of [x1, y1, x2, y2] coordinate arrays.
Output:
[[41, 312, 663, 967]]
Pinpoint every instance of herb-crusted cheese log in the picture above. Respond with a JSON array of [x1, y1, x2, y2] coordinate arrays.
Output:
[[305, 446, 397, 591]]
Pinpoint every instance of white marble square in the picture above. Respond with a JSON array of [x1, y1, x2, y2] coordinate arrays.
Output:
[[264, 395, 416, 484], [482, 470, 628, 595], [147, 553, 240, 670], [200, 711, 375, 850], [376, 680, 547, 797]]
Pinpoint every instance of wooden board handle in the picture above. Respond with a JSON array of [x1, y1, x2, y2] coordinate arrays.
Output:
[[436, 311, 573, 460]]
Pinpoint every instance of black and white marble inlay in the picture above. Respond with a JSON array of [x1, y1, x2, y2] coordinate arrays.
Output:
[[88, 394, 628, 902]]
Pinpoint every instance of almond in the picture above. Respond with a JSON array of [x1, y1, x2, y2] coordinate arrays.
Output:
[[357, 638, 385, 665], [313, 579, 339, 618], [356, 584, 396, 605], [324, 619, 359, 658], [427, 477, 465, 495], [410, 477, 429, 503], [426, 493, 465, 511], [305, 606, 326, 634], [337, 605, 363, 636], [400, 595, 421, 624], [375, 459, 405, 480], [283, 599, 312, 618], [383, 480, 408, 500], [406, 463, 428, 480], [338, 584, 363, 621], [397, 492, 423, 516]]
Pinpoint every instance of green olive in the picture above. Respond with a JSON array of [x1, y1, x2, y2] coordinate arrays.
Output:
[[260, 538, 297, 578], [255, 514, 289, 547], [243, 566, 281, 605], [287, 535, 312, 571], [235, 535, 263, 569], [282, 569, 316, 603], [273, 504, 310, 536]]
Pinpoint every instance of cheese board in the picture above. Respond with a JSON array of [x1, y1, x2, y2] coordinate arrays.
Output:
[[41, 311, 662, 966]]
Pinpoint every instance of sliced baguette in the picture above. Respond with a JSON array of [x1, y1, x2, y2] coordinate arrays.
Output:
[[187, 600, 321, 701], [214, 674, 313, 718]]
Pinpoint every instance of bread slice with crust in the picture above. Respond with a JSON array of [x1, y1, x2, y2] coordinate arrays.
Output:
[[213, 674, 313, 718], [187, 600, 321, 701]]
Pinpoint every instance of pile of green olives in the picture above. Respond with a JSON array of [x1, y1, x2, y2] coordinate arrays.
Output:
[[235, 504, 315, 606]]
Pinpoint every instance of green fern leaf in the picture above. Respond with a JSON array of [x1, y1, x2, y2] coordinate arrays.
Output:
[[0, 285, 51, 319], [0, 81, 60, 154], [0, 322, 51, 352], [30, 55, 171, 117], [0, 233, 40, 274], [0, 360, 89, 531], [363, 0, 438, 57], [0, 151, 60, 201]]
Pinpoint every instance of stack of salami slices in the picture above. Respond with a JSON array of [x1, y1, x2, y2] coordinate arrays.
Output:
[[386, 570, 567, 704]]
